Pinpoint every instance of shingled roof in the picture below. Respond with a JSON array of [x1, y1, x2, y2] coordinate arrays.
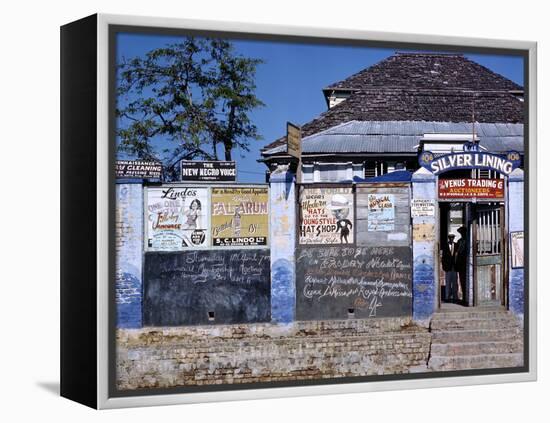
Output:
[[323, 52, 523, 95], [262, 53, 524, 156], [262, 88, 523, 154]]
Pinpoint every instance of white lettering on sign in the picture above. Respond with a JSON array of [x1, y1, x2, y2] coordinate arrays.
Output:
[[429, 153, 515, 175]]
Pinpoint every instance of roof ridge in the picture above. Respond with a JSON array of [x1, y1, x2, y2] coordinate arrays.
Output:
[[324, 52, 523, 92], [395, 52, 464, 56]]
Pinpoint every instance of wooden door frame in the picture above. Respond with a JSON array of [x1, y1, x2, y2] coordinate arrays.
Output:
[[472, 203, 506, 307]]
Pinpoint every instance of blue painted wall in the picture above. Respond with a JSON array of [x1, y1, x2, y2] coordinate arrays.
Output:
[[508, 169, 524, 319], [269, 168, 296, 323], [115, 183, 144, 328], [411, 168, 437, 323]]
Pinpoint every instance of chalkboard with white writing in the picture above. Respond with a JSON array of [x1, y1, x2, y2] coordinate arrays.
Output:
[[296, 246, 412, 320], [144, 249, 270, 325]]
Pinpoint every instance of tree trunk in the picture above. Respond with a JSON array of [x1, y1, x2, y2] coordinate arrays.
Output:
[[224, 142, 232, 161]]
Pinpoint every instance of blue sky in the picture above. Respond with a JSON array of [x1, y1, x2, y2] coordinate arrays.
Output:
[[116, 33, 524, 183]]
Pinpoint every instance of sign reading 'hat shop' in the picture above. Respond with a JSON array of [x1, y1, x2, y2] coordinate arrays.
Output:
[[299, 186, 354, 245]]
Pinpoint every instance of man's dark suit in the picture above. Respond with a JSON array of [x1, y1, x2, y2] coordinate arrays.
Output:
[[442, 240, 458, 301], [455, 235, 468, 304]]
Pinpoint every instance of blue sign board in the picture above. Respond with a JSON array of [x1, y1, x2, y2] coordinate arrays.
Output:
[[419, 143, 521, 176]]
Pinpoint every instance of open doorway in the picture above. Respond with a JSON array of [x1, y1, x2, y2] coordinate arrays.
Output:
[[439, 202, 469, 306], [438, 201, 506, 308]]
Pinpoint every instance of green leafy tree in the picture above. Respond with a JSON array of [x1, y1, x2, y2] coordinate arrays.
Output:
[[116, 37, 264, 177]]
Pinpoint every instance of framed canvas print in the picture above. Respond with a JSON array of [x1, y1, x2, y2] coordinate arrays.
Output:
[[60, 14, 537, 409]]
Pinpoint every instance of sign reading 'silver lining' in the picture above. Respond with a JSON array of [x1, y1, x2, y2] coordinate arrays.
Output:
[[419, 151, 521, 176]]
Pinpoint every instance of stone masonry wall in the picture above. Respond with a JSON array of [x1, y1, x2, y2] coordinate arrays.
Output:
[[116, 318, 430, 390]]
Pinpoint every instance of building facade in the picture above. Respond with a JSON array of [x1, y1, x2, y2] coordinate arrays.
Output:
[[114, 53, 526, 387]]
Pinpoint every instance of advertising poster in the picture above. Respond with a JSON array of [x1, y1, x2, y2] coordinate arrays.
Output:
[[367, 194, 395, 231], [511, 231, 524, 268], [211, 187, 269, 246], [146, 187, 209, 251], [299, 186, 354, 245]]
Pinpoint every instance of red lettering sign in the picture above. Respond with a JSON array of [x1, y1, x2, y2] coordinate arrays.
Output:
[[438, 178, 505, 199]]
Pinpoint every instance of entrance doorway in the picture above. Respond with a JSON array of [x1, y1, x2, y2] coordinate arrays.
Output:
[[438, 201, 505, 308], [438, 202, 469, 306]]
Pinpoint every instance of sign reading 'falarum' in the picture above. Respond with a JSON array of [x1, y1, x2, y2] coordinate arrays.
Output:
[[419, 148, 521, 176]]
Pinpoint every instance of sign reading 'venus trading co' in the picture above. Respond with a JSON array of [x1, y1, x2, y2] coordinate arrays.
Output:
[[439, 178, 505, 200], [180, 161, 236, 182]]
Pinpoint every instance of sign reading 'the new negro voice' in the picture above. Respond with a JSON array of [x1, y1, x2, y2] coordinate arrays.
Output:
[[180, 161, 236, 182]]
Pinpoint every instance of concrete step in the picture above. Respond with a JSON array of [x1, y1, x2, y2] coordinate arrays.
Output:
[[430, 340, 523, 356], [428, 353, 523, 371], [432, 310, 512, 320], [431, 328, 522, 344], [430, 317, 520, 331]]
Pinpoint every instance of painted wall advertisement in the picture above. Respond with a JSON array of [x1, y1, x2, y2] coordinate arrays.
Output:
[[367, 194, 395, 231], [146, 187, 209, 251], [439, 178, 505, 200], [299, 186, 354, 245], [211, 187, 269, 246]]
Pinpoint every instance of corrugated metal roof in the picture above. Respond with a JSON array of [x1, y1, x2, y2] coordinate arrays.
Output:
[[262, 121, 523, 155]]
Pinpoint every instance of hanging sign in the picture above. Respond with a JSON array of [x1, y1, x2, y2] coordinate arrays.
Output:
[[419, 146, 521, 176], [286, 122, 301, 159], [211, 187, 269, 246], [146, 187, 210, 251], [180, 161, 236, 182], [438, 178, 505, 200]]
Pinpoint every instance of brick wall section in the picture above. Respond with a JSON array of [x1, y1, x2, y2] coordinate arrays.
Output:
[[116, 183, 143, 328], [116, 318, 431, 390]]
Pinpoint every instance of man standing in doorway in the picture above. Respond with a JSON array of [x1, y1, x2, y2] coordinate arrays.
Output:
[[455, 226, 469, 305], [442, 233, 458, 302]]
